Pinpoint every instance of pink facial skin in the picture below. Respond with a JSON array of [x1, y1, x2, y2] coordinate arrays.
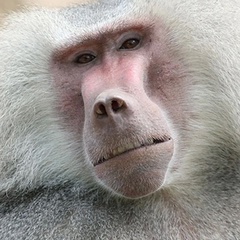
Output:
[[51, 22, 187, 198]]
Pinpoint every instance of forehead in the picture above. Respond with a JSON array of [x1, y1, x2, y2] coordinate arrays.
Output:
[[59, 0, 145, 28], [52, 1, 154, 49]]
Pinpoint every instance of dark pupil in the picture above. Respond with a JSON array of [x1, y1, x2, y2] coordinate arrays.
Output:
[[121, 38, 140, 49], [76, 54, 95, 64]]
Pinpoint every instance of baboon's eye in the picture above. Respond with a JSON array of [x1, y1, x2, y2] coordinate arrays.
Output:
[[75, 53, 96, 64], [119, 38, 141, 50]]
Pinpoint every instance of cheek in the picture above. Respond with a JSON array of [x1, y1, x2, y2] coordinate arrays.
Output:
[[51, 65, 85, 134], [59, 92, 85, 132], [143, 25, 190, 127], [147, 54, 189, 127]]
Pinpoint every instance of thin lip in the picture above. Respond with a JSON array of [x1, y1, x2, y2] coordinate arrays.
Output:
[[94, 136, 172, 166]]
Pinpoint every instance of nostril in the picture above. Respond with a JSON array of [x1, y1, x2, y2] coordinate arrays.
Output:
[[111, 99, 125, 112], [94, 96, 127, 118], [95, 103, 108, 116]]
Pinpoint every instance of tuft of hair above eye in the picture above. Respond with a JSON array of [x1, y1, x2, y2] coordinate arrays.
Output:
[[74, 53, 96, 64], [119, 38, 141, 50]]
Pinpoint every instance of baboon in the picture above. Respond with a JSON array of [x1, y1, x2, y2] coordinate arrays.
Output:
[[0, 0, 240, 239]]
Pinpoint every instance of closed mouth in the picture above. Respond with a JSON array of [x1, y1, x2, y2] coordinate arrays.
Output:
[[94, 135, 171, 166]]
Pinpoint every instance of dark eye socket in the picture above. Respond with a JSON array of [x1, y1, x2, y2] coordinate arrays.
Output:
[[119, 38, 141, 50], [75, 53, 96, 64]]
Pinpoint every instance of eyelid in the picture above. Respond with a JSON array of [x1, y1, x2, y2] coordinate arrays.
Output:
[[75, 53, 96, 64], [72, 50, 97, 64], [117, 32, 142, 50]]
